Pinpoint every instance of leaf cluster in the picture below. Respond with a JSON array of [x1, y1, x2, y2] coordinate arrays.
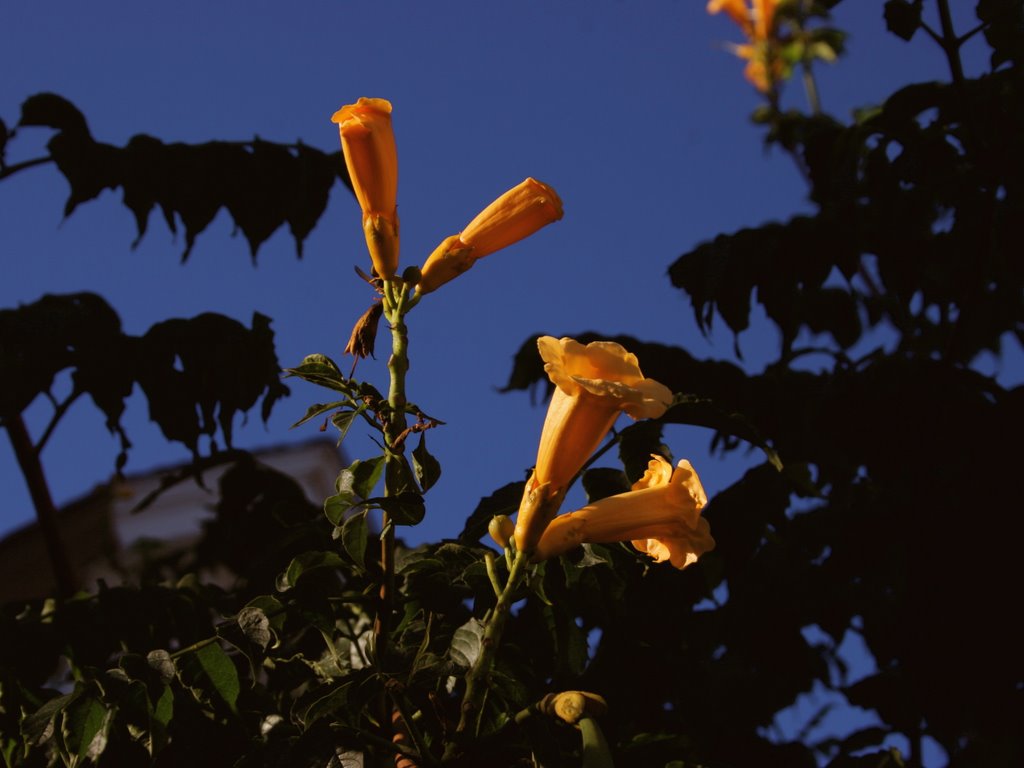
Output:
[[5, 93, 348, 261]]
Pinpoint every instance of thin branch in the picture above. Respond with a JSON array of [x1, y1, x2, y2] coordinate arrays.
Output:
[[0, 155, 53, 181], [936, 0, 965, 84], [34, 389, 84, 456], [957, 20, 988, 46], [5, 414, 76, 598], [919, 20, 944, 47]]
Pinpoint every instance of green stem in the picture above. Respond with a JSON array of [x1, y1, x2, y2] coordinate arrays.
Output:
[[445, 549, 532, 759], [579, 717, 615, 768], [376, 278, 411, 667]]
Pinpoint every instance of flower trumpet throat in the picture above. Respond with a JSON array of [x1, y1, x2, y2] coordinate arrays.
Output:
[[332, 97, 400, 279], [534, 456, 715, 570], [533, 336, 672, 492], [417, 178, 563, 294]]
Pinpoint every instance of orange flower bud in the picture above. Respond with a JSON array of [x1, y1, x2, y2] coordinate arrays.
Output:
[[459, 177, 563, 260], [417, 178, 562, 294], [331, 98, 399, 279], [416, 235, 475, 295]]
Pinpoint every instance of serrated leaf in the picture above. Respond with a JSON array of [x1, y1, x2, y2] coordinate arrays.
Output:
[[340, 508, 369, 572], [275, 550, 344, 591], [177, 642, 240, 714], [450, 618, 486, 669], [412, 432, 442, 492]]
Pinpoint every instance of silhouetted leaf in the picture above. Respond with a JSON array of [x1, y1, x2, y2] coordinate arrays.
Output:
[[459, 480, 527, 544], [581, 467, 630, 503], [883, 0, 922, 41]]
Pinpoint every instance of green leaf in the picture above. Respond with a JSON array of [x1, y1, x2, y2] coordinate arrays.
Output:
[[450, 618, 486, 669], [298, 681, 356, 727], [290, 400, 348, 428], [338, 455, 386, 499], [283, 354, 350, 392], [276, 550, 344, 591], [331, 408, 360, 442], [177, 642, 240, 714], [324, 490, 358, 526], [60, 694, 111, 767], [385, 452, 419, 496], [340, 508, 369, 572], [22, 690, 79, 747], [412, 432, 442, 492], [378, 491, 426, 526]]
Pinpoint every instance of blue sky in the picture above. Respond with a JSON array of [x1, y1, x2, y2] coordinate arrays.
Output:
[[1, 3, 1012, 764], [2, 0, 1007, 541], [2, 0, 1007, 545]]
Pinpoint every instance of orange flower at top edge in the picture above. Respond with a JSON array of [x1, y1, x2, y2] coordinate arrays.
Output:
[[331, 98, 399, 280], [418, 178, 563, 294], [707, 0, 782, 94], [513, 337, 673, 554], [707, 0, 754, 37], [533, 455, 715, 570]]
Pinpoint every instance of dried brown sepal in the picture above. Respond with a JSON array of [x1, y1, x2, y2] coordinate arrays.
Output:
[[344, 300, 383, 376], [354, 264, 385, 294]]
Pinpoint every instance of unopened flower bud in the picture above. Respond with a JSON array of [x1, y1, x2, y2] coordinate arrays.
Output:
[[488, 514, 515, 550]]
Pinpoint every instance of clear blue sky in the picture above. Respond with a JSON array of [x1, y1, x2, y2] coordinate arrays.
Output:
[[0, 5, 1012, 761]]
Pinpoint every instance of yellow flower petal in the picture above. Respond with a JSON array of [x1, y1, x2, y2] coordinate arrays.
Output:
[[533, 457, 715, 570]]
